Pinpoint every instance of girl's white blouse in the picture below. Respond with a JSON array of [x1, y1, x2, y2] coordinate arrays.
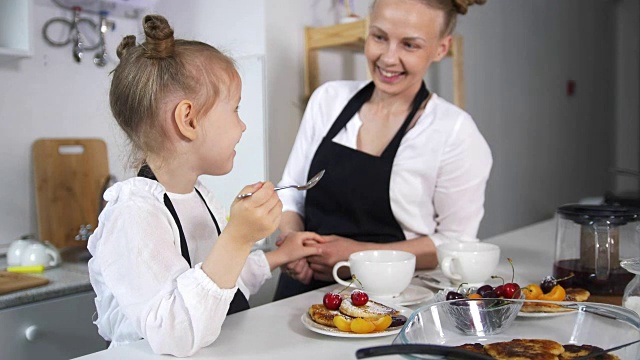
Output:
[[88, 177, 271, 356]]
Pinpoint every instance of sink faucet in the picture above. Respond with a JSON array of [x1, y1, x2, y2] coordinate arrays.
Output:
[[75, 224, 93, 241]]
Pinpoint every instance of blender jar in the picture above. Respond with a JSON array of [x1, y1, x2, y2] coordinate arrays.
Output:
[[553, 204, 640, 296]]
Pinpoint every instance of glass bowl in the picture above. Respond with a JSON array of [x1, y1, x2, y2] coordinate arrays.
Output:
[[432, 296, 523, 336], [393, 300, 640, 359], [433, 288, 525, 336]]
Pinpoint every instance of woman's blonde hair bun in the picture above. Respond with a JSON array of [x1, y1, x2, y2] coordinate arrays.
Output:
[[453, 0, 487, 15]]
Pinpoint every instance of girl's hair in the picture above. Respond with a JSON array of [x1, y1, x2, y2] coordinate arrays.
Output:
[[109, 14, 237, 168], [371, 0, 487, 38]]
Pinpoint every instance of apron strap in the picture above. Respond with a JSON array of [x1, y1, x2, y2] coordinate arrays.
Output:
[[162, 193, 193, 267], [381, 82, 429, 159]]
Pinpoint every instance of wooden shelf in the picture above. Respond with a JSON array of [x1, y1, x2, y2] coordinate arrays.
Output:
[[304, 18, 465, 108]]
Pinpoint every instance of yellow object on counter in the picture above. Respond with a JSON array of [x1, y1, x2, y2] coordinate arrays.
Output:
[[6, 265, 45, 273]]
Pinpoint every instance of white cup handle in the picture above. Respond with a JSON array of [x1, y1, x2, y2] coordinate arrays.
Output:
[[332, 261, 353, 287], [440, 256, 462, 281], [46, 247, 62, 267]]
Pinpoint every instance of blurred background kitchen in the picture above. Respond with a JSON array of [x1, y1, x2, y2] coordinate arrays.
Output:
[[0, 0, 638, 358]]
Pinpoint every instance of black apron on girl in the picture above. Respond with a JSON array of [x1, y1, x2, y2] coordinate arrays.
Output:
[[138, 165, 250, 314], [274, 81, 429, 300]]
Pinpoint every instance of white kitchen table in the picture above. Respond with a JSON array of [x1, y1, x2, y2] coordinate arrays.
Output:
[[74, 219, 562, 360]]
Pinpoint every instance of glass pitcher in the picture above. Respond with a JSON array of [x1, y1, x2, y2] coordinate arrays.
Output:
[[553, 204, 640, 295]]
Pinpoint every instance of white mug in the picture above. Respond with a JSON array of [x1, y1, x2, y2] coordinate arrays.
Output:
[[436, 242, 500, 286], [7, 239, 38, 266], [20, 243, 62, 268], [332, 250, 416, 298]]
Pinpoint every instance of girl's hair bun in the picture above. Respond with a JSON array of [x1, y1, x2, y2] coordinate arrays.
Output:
[[453, 0, 487, 15], [116, 35, 137, 60], [142, 14, 175, 58]]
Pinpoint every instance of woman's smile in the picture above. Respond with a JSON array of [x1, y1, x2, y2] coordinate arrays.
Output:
[[376, 65, 406, 83]]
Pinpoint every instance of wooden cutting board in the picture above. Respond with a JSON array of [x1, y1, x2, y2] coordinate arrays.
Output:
[[0, 271, 49, 295], [33, 138, 110, 250]]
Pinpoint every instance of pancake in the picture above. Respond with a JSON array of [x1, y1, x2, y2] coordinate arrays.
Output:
[[564, 288, 590, 302], [521, 288, 590, 313], [308, 304, 353, 327], [457, 343, 486, 354], [560, 344, 620, 360], [338, 298, 399, 320], [484, 339, 564, 360]]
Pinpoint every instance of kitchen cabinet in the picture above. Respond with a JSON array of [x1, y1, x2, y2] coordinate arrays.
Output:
[[0, 291, 105, 360], [303, 19, 466, 108], [0, 0, 32, 57]]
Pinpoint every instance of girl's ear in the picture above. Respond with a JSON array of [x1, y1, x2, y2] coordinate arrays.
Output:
[[433, 35, 452, 62], [174, 100, 198, 140]]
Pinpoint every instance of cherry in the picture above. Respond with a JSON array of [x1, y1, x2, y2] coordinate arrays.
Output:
[[476, 284, 494, 297], [323, 292, 342, 310], [446, 291, 465, 301], [540, 273, 574, 294], [503, 283, 521, 299], [483, 290, 498, 299], [493, 284, 505, 298], [351, 289, 369, 306]]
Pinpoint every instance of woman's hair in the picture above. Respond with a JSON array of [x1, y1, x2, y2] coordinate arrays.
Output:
[[372, 0, 487, 38], [109, 14, 237, 167]]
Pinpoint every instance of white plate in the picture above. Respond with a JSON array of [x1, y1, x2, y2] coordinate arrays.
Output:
[[517, 310, 577, 318], [301, 308, 413, 338], [415, 269, 458, 290], [416, 269, 502, 290], [373, 285, 434, 306]]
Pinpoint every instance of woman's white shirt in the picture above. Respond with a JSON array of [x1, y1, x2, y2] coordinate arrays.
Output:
[[278, 80, 493, 246], [87, 177, 271, 356]]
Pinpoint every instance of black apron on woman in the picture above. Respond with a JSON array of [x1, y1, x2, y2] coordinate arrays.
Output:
[[138, 165, 250, 314], [273, 81, 429, 300]]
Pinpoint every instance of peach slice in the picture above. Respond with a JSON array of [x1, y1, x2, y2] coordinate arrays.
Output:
[[372, 315, 392, 331], [333, 315, 352, 332], [350, 318, 376, 334]]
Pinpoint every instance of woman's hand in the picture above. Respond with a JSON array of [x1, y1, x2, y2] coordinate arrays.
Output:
[[266, 231, 322, 272], [226, 182, 282, 246], [276, 231, 324, 284], [307, 235, 365, 281]]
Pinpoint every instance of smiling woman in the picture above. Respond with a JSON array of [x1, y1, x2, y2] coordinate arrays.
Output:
[[273, 0, 491, 301]]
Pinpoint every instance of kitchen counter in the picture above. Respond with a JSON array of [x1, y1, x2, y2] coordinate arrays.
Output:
[[76, 218, 604, 360], [0, 256, 92, 310]]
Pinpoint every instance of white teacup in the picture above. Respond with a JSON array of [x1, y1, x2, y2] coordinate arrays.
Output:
[[7, 239, 38, 266], [20, 243, 62, 268], [436, 242, 500, 286], [332, 250, 416, 298]]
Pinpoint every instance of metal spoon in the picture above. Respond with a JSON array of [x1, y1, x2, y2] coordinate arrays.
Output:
[[237, 169, 325, 199]]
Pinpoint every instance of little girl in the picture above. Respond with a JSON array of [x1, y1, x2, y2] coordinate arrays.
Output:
[[87, 14, 320, 357]]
